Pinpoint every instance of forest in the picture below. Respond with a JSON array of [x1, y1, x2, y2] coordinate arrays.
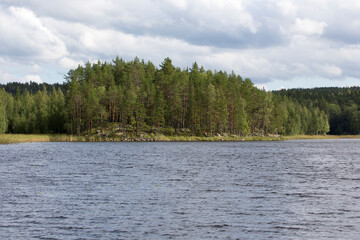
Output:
[[277, 87, 360, 135], [0, 57, 331, 136]]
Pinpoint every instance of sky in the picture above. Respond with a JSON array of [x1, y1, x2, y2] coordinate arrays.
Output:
[[0, 0, 360, 90]]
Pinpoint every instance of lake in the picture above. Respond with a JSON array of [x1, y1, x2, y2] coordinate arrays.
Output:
[[0, 140, 360, 239]]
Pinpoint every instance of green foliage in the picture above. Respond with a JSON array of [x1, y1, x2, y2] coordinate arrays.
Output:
[[0, 89, 8, 133], [1, 57, 333, 136], [0, 81, 66, 95], [1, 84, 67, 134], [276, 87, 360, 134]]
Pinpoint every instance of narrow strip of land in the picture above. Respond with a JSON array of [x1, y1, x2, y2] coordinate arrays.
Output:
[[1, 134, 359, 144], [283, 135, 360, 140]]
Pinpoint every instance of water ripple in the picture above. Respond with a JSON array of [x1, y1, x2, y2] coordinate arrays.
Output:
[[0, 140, 360, 239]]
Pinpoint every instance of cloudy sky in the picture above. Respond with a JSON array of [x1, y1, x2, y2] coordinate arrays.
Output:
[[0, 0, 360, 90]]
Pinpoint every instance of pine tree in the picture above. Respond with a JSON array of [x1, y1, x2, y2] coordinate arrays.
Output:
[[35, 85, 50, 133], [65, 68, 83, 135], [151, 89, 165, 127], [0, 89, 8, 133]]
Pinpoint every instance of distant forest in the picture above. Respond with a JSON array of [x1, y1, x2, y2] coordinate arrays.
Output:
[[277, 88, 360, 135], [0, 81, 66, 96], [1, 57, 353, 136]]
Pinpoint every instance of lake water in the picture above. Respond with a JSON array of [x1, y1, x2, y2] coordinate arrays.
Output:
[[0, 140, 360, 239]]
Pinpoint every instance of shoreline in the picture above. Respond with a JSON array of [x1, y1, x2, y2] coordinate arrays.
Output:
[[283, 135, 360, 140], [0, 134, 282, 144], [1, 134, 360, 144]]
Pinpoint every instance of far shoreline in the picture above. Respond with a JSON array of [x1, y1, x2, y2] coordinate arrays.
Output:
[[283, 135, 360, 140], [1, 134, 360, 144]]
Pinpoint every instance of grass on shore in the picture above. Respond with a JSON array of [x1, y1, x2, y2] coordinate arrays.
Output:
[[0, 134, 86, 144], [166, 135, 283, 141], [1, 133, 359, 144], [0, 133, 283, 144]]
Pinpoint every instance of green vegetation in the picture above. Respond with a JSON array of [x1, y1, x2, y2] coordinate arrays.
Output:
[[0, 57, 334, 139], [0, 81, 66, 95], [276, 87, 360, 135]]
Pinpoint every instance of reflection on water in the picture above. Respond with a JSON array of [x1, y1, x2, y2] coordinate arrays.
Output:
[[0, 140, 360, 239]]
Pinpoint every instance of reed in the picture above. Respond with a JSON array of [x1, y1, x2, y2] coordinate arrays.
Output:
[[3, 133, 356, 144], [0, 134, 86, 144]]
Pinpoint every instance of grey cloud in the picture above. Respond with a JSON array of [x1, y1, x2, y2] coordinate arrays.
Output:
[[3, 0, 290, 50], [4, 0, 359, 50], [296, 1, 360, 44], [126, 25, 284, 49], [323, 23, 360, 44], [0, 6, 67, 61], [1, 0, 360, 89]]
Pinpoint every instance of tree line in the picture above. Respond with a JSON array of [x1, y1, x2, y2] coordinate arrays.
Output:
[[0, 81, 66, 95], [276, 87, 360, 135], [0, 57, 330, 136]]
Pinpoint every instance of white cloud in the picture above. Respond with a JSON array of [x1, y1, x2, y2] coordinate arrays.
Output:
[[0, 70, 18, 84], [59, 57, 83, 69], [31, 64, 42, 73], [0, 0, 359, 90], [275, 0, 297, 15], [336, 0, 360, 10], [0, 6, 68, 61], [292, 18, 327, 35], [25, 74, 42, 83], [339, 45, 360, 62], [319, 64, 342, 77], [192, 0, 258, 34], [165, 0, 188, 10], [78, 26, 211, 65]]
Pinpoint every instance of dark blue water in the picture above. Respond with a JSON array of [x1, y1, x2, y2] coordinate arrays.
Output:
[[0, 140, 360, 239]]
